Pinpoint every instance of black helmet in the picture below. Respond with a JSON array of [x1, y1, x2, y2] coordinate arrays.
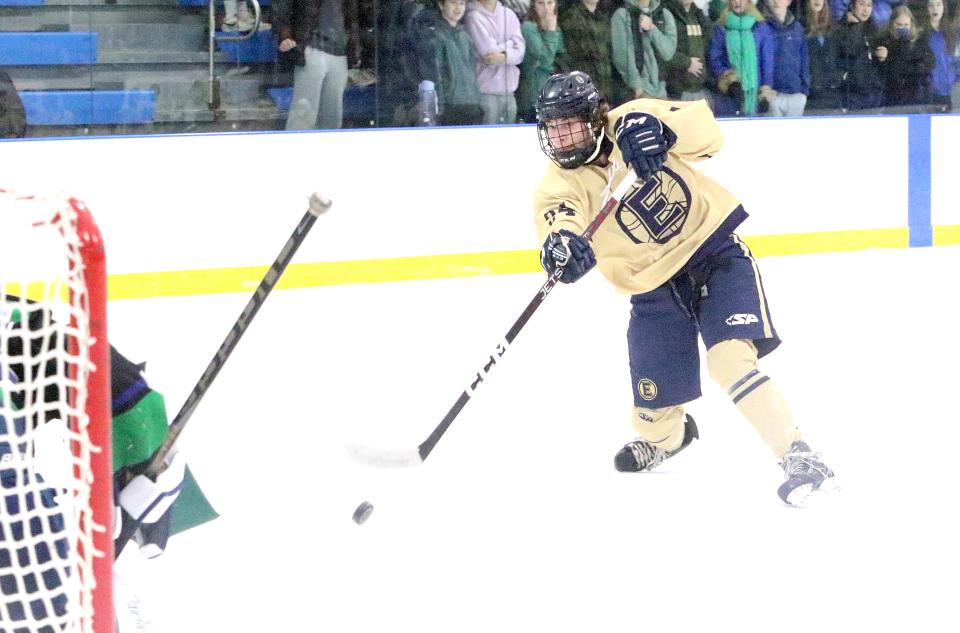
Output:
[[535, 71, 605, 169]]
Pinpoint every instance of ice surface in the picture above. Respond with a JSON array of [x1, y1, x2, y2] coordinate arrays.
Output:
[[108, 245, 960, 633]]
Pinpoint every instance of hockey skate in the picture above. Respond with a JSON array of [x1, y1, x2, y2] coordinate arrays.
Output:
[[614, 414, 699, 472], [777, 440, 837, 506]]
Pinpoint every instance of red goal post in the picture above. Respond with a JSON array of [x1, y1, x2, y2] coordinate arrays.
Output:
[[0, 190, 113, 633]]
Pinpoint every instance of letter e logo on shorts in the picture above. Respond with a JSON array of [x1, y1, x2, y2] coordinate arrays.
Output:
[[637, 378, 658, 401]]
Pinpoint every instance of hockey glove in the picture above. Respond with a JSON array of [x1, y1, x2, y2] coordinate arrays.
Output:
[[114, 447, 186, 558], [614, 112, 677, 181], [540, 229, 596, 283]]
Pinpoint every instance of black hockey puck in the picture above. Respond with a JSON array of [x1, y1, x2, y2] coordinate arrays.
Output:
[[352, 501, 374, 525]]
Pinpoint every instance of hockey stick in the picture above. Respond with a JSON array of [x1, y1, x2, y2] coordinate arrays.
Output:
[[346, 170, 638, 468], [114, 192, 331, 555]]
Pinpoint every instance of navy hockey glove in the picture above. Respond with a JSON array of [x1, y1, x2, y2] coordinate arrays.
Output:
[[540, 229, 596, 283], [614, 112, 677, 181]]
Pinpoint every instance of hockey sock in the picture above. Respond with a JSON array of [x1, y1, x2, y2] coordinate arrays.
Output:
[[631, 405, 686, 452], [707, 339, 801, 457]]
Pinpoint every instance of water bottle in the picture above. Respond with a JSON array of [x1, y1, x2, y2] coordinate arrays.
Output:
[[418, 80, 439, 126]]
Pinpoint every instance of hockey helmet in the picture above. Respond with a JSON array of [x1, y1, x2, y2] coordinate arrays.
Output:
[[535, 71, 606, 169]]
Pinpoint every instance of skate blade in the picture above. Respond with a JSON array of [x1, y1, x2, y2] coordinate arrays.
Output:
[[785, 483, 815, 507], [817, 476, 841, 494], [788, 478, 842, 508]]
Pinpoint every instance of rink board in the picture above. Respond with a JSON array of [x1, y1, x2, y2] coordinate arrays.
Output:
[[0, 113, 954, 297]]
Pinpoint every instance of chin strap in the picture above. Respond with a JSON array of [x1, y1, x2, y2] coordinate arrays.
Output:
[[583, 121, 609, 165], [586, 130, 615, 166]]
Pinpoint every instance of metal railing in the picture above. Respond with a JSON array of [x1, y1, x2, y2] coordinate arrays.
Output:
[[206, 0, 262, 115]]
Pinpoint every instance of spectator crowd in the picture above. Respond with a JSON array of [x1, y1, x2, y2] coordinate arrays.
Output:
[[3, 0, 956, 135], [271, 0, 960, 128]]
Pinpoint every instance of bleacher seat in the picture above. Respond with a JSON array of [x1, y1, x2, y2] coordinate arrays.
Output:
[[215, 30, 276, 64], [0, 0, 45, 6], [0, 32, 98, 65], [267, 85, 375, 124], [19, 90, 156, 125], [266, 86, 292, 112], [343, 85, 375, 123]]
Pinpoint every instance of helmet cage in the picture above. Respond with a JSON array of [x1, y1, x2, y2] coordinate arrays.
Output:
[[537, 113, 605, 169], [535, 72, 605, 169]]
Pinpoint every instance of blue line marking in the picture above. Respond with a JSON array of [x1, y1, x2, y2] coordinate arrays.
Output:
[[907, 115, 933, 247]]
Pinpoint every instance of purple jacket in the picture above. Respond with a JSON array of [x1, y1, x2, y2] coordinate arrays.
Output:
[[463, 0, 525, 94]]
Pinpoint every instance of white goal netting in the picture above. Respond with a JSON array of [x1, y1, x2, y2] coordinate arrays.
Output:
[[0, 190, 112, 633]]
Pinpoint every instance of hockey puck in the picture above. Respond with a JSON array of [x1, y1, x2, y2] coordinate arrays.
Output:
[[352, 501, 374, 525]]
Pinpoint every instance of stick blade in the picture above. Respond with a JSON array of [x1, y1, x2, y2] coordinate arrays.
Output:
[[345, 442, 424, 468]]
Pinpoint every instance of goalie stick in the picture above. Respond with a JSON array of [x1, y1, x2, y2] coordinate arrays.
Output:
[[346, 170, 638, 468], [114, 192, 331, 555]]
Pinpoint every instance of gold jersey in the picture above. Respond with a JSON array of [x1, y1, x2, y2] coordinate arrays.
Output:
[[533, 98, 747, 295]]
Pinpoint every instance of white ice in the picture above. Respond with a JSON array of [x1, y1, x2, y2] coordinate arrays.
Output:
[[108, 245, 960, 633]]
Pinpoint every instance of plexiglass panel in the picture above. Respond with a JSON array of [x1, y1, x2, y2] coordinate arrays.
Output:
[[1, 0, 957, 138]]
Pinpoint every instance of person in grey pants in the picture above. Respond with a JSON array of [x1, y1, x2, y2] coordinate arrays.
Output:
[[274, 0, 360, 129]]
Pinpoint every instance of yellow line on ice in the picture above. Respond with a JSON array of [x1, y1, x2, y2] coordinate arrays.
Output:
[[106, 226, 958, 300]]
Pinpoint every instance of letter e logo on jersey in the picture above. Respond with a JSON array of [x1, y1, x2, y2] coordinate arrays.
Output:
[[617, 166, 691, 245], [637, 378, 658, 401], [725, 313, 759, 326]]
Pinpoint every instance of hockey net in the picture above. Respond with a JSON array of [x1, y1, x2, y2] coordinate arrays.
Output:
[[0, 190, 112, 633]]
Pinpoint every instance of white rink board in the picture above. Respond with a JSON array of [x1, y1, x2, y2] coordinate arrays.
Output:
[[931, 115, 960, 227], [0, 114, 914, 278], [694, 115, 908, 235]]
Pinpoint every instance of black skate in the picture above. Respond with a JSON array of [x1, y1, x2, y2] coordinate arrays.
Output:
[[777, 440, 837, 506], [614, 415, 699, 472]]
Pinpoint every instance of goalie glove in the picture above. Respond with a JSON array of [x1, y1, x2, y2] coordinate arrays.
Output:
[[614, 112, 677, 181], [540, 229, 596, 284], [114, 448, 186, 559]]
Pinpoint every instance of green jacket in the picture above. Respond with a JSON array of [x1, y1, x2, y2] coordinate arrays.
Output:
[[661, 0, 712, 96], [559, 2, 614, 101], [518, 21, 568, 117], [611, 0, 677, 100], [415, 8, 482, 108]]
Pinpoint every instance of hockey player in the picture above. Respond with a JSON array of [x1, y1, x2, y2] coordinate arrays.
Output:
[[2, 297, 217, 552], [109, 345, 218, 557], [1, 296, 217, 629], [532, 70, 836, 505]]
